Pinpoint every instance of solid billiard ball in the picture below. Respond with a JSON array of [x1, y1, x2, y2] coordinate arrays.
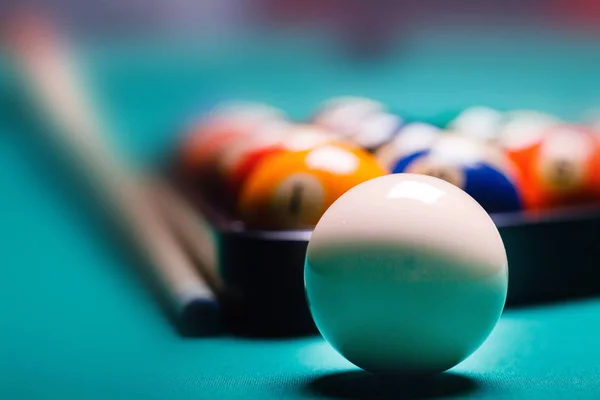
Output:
[[515, 125, 600, 210], [237, 143, 386, 229], [375, 122, 440, 171], [390, 135, 523, 213], [305, 174, 508, 375], [223, 124, 338, 196], [312, 96, 384, 138], [448, 106, 504, 142]]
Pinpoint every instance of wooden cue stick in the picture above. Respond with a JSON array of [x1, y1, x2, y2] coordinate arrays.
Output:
[[5, 14, 221, 334], [150, 180, 223, 293]]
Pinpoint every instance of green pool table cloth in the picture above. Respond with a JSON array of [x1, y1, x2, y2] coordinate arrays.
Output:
[[2, 26, 600, 399]]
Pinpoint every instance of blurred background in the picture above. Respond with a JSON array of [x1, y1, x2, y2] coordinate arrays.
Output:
[[2, 1, 600, 142], [3, 0, 600, 37]]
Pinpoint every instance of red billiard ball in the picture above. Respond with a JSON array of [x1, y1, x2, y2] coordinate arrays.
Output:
[[178, 102, 285, 184], [223, 124, 339, 196]]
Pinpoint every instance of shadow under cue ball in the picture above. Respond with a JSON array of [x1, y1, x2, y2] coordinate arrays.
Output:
[[305, 174, 508, 375]]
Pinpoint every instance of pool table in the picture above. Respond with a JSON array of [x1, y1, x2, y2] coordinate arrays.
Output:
[[2, 26, 600, 399]]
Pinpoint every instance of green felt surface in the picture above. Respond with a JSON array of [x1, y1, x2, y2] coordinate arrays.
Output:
[[2, 27, 600, 399]]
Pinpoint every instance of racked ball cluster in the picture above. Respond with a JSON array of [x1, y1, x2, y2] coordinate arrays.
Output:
[[176, 98, 600, 231], [176, 100, 389, 229]]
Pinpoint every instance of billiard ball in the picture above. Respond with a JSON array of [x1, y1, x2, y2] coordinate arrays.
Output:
[[390, 135, 522, 213], [212, 120, 292, 185], [448, 106, 504, 142], [348, 111, 403, 152], [312, 96, 384, 138], [223, 124, 339, 196], [305, 174, 508, 375], [499, 112, 560, 193], [178, 102, 285, 180], [237, 144, 386, 229], [182, 101, 284, 148], [497, 110, 560, 154], [516, 125, 600, 210], [375, 122, 440, 171]]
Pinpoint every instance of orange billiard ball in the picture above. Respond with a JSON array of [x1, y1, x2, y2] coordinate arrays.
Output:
[[237, 144, 387, 229], [516, 125, 600, 210]]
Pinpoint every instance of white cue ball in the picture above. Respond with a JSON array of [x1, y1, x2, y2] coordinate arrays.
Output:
[[305, 174, 508, 375]]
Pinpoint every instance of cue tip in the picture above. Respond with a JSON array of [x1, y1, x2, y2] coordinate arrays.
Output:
[[179, 297, 223, 337]]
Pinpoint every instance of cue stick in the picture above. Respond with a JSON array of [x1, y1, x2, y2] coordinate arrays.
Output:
[[4, 13, 222, 335], [150, 178, 223, 294]]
